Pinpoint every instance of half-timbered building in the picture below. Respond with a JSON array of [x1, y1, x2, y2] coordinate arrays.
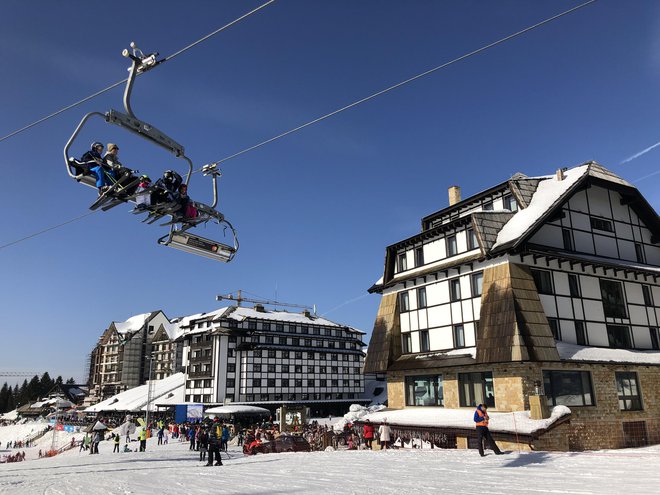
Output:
[[365, 161, 660, 450]]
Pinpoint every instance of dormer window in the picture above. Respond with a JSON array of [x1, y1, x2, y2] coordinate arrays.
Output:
[[467, 228, 478, 250], [397, 253, 407, 272], [414, 247, 424, 267], [503, 195, 518, 211], [446, 235, 457, 257]]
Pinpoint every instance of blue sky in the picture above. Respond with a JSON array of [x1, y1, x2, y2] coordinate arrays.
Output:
[[1, 0, 659, 383]]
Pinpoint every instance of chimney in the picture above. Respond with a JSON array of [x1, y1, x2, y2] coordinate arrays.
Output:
[[556, 168, 567, 181], [448, 186, 461, 206], [254, 304, 266, 313], [302, 309, 311, 318]]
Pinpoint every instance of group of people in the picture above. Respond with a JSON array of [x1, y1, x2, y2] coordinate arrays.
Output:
[[4, 439, 33, 449], [77, 141, 198, 219], [0, 451, 26, 463]]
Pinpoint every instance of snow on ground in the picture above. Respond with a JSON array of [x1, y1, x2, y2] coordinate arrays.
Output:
[[0, 421, 83, 460], [0, 435, 659, 494]]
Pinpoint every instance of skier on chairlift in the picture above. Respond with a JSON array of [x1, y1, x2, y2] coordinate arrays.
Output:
[[80, 141, 115, 194], [152, 169, 183, 205], [103, 143, 138, 195]]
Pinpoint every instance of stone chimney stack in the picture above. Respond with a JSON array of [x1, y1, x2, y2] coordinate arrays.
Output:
[[556, 168, 566, 181], [448, 186, 461, 206]]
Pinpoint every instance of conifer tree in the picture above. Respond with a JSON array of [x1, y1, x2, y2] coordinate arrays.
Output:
[[0, 382, 9, 413]]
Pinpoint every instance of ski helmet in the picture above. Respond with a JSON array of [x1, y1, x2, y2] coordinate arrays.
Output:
[[91, 141, 103, 150], [140, 174, 151, 182]]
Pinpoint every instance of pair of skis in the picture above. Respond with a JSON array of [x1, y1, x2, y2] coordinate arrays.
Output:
[[89, 175, 141, 211]]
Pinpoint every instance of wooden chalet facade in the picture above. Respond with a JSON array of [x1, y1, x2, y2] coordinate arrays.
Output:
[[365, 162, 660, 450]]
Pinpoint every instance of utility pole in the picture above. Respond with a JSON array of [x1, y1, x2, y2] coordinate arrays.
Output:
[[216, 290, 315, 314]]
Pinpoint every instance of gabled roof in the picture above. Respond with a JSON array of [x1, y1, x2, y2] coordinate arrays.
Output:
[[491, 162, 660, 253]]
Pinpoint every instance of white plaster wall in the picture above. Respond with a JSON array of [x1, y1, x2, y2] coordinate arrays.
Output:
[[568, 190, 589, 213], [632, 326, 652, 348], [556, 296, 574, 319], [539, 294, 557, 317], [593, 235, 618, 258], [628, 305, 648, 326], [587, 322, 609, 346], [583, 299, 605, 321]]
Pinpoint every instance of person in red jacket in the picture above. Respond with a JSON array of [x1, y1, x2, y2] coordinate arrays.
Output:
[[474, 404, 503, 456], [363, 420, 375, 450]]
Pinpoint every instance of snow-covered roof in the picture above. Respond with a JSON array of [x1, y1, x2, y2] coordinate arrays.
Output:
[[226, 306, 355, 330], [493, 165, 589, 249], [113, 312, 155, 334], [84, 373, 185, 413], [362, 405, 571, 435], [205, 405, 270, 416], [557, 341, 660, 365]]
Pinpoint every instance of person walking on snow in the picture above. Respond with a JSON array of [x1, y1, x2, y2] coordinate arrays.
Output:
[[363, 420, 375, 450], [113, 433, 120, 453], [474, 404, 503, 456], [378, 421, 391, 450]]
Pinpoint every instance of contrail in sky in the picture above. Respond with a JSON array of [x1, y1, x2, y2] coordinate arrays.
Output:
[[321, 293, 371, 317], [621, 141, 660, 164]]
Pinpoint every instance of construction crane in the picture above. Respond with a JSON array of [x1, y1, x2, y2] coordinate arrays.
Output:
[[216, 289, 316, 314], [0, 372, 40, 377]]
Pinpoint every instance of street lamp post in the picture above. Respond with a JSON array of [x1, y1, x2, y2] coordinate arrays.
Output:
[[145, 354, 155, 430]]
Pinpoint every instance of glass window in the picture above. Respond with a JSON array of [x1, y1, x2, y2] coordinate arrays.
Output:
[[276, 324, 284, 332], [568, 274, 581, 297], [268, 350, 276, 358], [252, 378, 261, 387], [405, 375, 444, 406], [600, 279, 627, 318], [268, 364, 276, 373], [616, 372, 642, 411], [471, 272, 483, 297], [295, 351, 303, 359], [267, 378, 276, 387], [483, 201, 494, 211], [450, 279, 461, 302], [650, 328, 659, 351], [453, 324, 465, 348], [503, 195, 518, 212], [446, 235, 458, 257], [548, 318, 560, 340], [281, 350, 289, 359], [253, 350, 262, 358], [642, 285, 653, 306], [262, 322, 271, 331], [607, 325, 631, 349], [281, 378, 289, 387], [295, 365, 303, 373], [417, 287, 427, 309], [227, 363, 235, 372], [590, 217, 613, 232], [458, 372, 494, 407], [253, 364, 261, 372], [575, 321, 587, 346], [543, 370, 594, 406], [635, 243, 645, 263], [399, 291, 410, 312], [467, 228, 478, 251], [562, 228, 574, 251], [531, 269, 553, 295], [419, 330, 430, 352], [397, 253, 407, 272], [402, 333, 412, 354], [415, 247, 424, 267]]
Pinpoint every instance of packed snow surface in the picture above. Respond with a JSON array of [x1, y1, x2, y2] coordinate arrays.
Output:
[[0, 434, 658, 494], [557, 341, 660, 364], [84, 373, 185, 413]]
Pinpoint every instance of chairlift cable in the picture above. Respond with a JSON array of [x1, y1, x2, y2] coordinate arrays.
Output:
[[195, 0, 598, 173], [0, 211, 98, 252], [0, 0, 597, 252], [0, 0, 277, 144]]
